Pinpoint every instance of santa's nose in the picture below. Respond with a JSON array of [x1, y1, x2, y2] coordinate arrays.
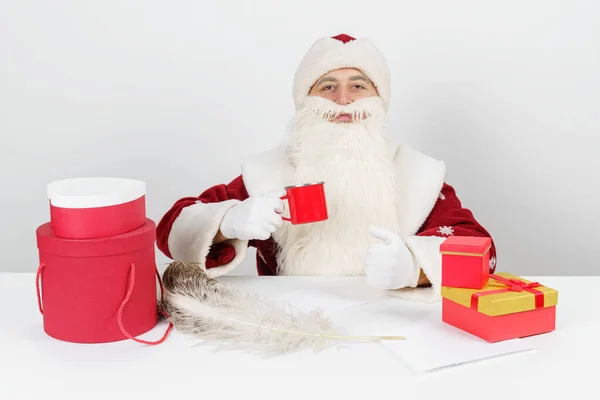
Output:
[[335, 89, 352, 105]]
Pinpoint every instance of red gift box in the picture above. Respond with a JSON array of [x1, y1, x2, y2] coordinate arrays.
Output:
[[47, 177, 146, 239], [440, 236, 492, 289], [35, 218, 162, 344], [441, 273, 558, 342]]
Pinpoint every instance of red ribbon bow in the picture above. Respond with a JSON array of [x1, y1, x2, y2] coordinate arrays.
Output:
[[470, 274, 545, 310]]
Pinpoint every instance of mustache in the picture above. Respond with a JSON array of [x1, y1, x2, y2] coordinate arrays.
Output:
[[297, 96, 385, 123]]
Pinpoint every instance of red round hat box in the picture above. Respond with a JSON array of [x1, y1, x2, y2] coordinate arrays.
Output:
[[35, 218, 159, 344], [47, 177, 146, 239]]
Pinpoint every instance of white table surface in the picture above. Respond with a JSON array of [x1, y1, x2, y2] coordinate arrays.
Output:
[[0, 272, 598, 399]]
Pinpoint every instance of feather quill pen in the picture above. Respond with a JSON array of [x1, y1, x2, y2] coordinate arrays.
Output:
[[160, 261, 405, 355]]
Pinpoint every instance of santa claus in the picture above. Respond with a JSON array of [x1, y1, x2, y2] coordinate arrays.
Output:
[[156, 33, 496, 302]]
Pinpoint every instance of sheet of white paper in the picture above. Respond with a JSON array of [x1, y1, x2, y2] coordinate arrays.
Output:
[[378, 306, 539, 373], [331, 297, 436, 336], [266, 289, 374, 315], [265, 291, 540, 373]]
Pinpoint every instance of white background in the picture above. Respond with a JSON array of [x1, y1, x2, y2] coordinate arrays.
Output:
[[1, 0, 598, 275]]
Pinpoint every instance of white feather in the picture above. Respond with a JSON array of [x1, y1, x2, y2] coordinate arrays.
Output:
[[160, 261, 404, 355]]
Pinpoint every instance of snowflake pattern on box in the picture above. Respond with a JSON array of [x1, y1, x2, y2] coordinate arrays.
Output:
[[438, 226, 454, 235], [489, 256, 497, 270], [439, 192, 446, 200]]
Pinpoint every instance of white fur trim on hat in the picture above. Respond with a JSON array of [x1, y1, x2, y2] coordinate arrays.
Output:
[[292, 34, 391, 110]]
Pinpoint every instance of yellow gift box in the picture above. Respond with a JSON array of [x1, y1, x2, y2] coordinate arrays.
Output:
[[440, 272, 558, 342]]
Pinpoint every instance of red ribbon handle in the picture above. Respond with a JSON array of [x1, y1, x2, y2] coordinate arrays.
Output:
[[36, 262, 45, 314], [117, 263, 173, 345]]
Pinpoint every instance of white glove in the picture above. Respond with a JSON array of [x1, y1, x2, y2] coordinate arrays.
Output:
[[220, 194, 285, 241], [364, 226, 420, 289]]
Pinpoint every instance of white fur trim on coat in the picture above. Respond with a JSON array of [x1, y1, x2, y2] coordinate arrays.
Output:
[[293, 36, 391, 111], [167, 199, 249, 278], [387, 235, 447, 303], [392, 144, 446, 236]]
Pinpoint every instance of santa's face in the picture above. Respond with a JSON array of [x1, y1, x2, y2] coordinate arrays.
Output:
[[274, 78, 401, 276], [307, 68, 380, 124]]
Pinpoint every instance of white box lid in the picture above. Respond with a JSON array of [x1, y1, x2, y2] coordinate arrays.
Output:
[[47, 177, 146, 209]]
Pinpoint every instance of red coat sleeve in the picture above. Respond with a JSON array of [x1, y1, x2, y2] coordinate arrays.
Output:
[[156, 175, 251, 273], [417, 182, 497, 273]]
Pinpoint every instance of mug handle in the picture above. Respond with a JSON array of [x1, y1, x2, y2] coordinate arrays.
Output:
[[279, 194, 291, 222]]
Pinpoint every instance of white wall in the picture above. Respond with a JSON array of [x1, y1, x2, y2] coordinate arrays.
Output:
[[1, 0, 598, 276]]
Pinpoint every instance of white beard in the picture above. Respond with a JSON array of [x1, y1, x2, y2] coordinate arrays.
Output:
[[272, 96, 402, 276]]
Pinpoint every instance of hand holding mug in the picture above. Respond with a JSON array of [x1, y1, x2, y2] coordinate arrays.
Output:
[[220, 182, 329, 241], [220, 193, 286, 241]]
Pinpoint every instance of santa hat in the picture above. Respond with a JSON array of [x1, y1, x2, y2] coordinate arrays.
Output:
[[292, 33, 391, 111]]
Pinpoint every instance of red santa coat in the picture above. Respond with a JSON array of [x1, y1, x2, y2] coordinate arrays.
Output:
[[156, 143, 497, 302]]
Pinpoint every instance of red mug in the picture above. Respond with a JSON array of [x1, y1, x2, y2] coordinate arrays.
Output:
[[279, 182, 328, 224]]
